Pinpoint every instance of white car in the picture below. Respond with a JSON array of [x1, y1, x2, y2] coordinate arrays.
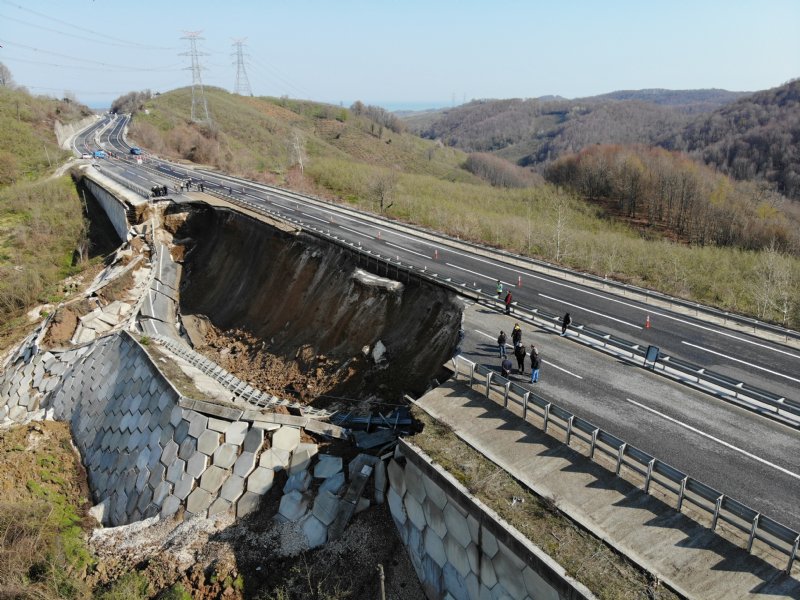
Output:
[[81, 153, 92, 159]]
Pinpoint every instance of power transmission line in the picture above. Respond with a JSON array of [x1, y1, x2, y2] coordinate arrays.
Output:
[[180, 31, 211, 124], [1, 0, 177, 50], [232, 38, 253, 97]]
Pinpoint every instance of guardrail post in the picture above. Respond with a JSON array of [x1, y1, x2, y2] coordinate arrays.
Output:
[[469, 364, 476, 387], [589, 428, 599, 458], [615, 442, 627, 475], [644, 458, 655, 494], [712, 495, 724, 531], [565, 415, 574, 445], [677, 477, 688, 511], [543, 404, 551, 432], [522, 392, 529, 420], [747, 513, 760, 552], [787, 535, 799, 574], [503, 381, 511, 408], [485, 372, 493, 397]]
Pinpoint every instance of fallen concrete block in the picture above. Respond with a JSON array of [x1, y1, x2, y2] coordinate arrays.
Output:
[[278, 490, 309, 522]]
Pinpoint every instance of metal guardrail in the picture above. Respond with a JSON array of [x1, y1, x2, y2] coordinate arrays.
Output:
[[450, 354, 800, 574], [94, 164, 150, 199]]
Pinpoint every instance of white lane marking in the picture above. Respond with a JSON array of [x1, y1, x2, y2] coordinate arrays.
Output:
[[301, 211, 328, 224], [474, 330, 582, 379], [339, 225, 374, 239], [385, 241, 430, 259], [539, 293, 643, 330], [626, 398, 800, 481], [542, 360, 583, 379], [681, 341, 800, 384], [445, 263, 517, 288]]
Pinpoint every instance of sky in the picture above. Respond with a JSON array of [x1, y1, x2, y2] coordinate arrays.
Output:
[[1, 0, 798, 110]]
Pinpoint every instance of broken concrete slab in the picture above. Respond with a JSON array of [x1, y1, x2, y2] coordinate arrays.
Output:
[[278, 490, 309, 522], [283, 470, 311, 494], [289, 443, 318, 475], [313, 454, 343, 479]]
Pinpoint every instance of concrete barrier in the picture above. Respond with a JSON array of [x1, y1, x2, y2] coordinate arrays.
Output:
[[388, 439, 595, 600]]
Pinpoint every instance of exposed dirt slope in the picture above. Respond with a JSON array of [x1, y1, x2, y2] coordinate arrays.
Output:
[[167, 204, 462, 407]]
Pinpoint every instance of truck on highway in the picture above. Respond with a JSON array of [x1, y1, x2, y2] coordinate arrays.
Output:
[[129, 147, 142, 155], [93, 150, 107, 159]]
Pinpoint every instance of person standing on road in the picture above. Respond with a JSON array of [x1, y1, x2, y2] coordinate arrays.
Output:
[[501, 356, 513, 379], [496, 280, 503, 298], [561, 312, 572, 336], [530, 346, 541, 383], [511, 323, 522, 346], [497, 330, 507, 358], [514, 342, 527, 374], [504, 291, 513, 315]]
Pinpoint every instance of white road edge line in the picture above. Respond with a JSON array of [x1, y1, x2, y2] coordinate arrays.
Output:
[[475, 330, 582, 379], [539, 293, 643, 330], [384, 241, 430, 259], [446, 263, 516, 288], [626, 398, 800, 481], [339, 225, 374, 240], [681, 341, 800, 384]]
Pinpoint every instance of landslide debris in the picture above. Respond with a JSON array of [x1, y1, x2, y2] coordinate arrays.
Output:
[[170, 204, 463, 410]]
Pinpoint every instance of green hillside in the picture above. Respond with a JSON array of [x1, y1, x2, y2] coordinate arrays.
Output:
[[0, 75, 92, 343], [0, 85, 88, 185], [131, 87, 477, 185]]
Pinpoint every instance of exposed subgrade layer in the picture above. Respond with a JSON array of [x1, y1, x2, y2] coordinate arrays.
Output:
[[167, 203, 464, 400]]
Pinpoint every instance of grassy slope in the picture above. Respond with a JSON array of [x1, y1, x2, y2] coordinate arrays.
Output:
[[0, 87, 92, 346], [0, 86, 88, 183], [129, 89, 800, 326]]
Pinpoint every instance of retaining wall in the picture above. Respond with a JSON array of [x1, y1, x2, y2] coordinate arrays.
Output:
[[55, 115, 97, 149], [388, 439, 594, 600], [83, 176, 129, 242], [0, 331, 304, 526]]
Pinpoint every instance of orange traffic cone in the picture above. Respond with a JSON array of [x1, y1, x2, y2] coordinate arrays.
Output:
[[645, 315, 651, 329], [434, 249, 439, 260], [377, 230, 381, 240], [517, 275, 522, 287]]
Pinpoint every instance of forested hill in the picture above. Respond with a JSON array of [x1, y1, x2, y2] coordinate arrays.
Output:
[[663, 79, 800, 200], [588, 89, 749, 112], [407, 88, 747, 168], [407, 82, 800, 200]]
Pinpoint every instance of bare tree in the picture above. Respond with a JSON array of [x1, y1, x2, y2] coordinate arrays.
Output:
[[547, 194, 572, 261], [291, 129, 306, 175], [0, 62, 13, 87], [752, 241, 795, 325], [368, 170, 397, 213]]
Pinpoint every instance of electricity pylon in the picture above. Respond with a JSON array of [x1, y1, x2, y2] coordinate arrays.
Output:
[[180, 31, 211, 123], [232, 38, 253, 97]]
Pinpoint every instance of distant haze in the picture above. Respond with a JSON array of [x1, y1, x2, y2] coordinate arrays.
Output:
[[1, 0, 797, 107]]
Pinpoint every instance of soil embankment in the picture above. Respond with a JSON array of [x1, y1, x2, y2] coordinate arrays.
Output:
[[166, 204, 463, 410]]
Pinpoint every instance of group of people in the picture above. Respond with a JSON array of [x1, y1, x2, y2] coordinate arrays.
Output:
[[150, 185, 169, 197], [498, 324, 541, 384]]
